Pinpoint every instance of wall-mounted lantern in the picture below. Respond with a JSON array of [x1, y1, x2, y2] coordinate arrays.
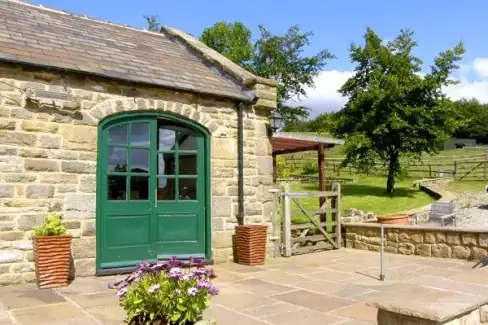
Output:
[[268, 110, 283, 135]]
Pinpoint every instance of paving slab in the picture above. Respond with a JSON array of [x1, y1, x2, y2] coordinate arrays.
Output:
[[241, 302, 306, 318], [292, 280, 350, 294], [211, 287, 279, 310], [271, 289, 357, 313], [264, 308, 346, 325], [328, 302, 378, 324], [0, 284, 66, 310], [84, 304, 125, 325], [306, 270, 358, 282], [67, 291, 119, 309], [251, 269, 310, 284], [449, 268, 488, 285], [406, 275, 488, 296], [11, 303, 85, 325], [203, 305, 270, 325], [230, 278, 296, 296]]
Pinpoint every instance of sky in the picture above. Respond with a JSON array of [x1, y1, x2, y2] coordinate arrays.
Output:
[[30, 0, 488, 117]]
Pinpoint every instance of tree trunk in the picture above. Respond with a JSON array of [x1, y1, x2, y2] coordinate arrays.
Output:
[[386, 154, 399, 194]]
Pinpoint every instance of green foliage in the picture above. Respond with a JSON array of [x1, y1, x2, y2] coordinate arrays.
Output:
[[283, 112, 337, 134], [252, 25, 335, 124], [332, 27, 464, 193], [33, 213, 67, 237], [275, 155, 291, 178], [144, 15, 160, 32], [120, 267, 217, 325], [451, 98, 488, 143], [302, 161, 319, 175], [200, 23, 334, 125], [200, 22, 253, 68]]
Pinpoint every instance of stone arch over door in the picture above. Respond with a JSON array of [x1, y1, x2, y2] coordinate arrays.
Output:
[[86, 97, 224, 136], [95, 111, 212, 273]]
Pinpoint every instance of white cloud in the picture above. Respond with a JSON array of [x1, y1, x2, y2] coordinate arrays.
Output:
[[293, 58, 488, 117], [472, 58, 488, 78], [287, 70, 353, 117]]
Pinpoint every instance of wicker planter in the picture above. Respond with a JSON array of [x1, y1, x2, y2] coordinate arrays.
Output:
[[377, 214, 409, 225], [34, 235, 72, 289], [235, 225, 268, 266]]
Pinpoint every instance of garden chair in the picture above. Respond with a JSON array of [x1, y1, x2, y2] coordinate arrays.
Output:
[[411, 201, 456, 227]]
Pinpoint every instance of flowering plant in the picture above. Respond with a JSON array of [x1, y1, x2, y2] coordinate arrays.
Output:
[[109, 257, 218, 325]]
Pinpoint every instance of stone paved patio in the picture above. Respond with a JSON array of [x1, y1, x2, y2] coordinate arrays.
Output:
[[1, 248, 488, 325]]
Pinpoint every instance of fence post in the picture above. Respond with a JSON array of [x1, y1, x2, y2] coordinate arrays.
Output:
[[454, 160, 457, 180], [484, 154, 488, 182], [282, 183, 292, 257], [331, 182, 341, 248], [270, 188, 281, 258]]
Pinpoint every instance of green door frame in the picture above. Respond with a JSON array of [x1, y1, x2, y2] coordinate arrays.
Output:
[[95, 111, 212, 274]]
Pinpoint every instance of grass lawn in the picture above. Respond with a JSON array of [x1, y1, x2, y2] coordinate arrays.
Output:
[[289, 176, 434, 224]]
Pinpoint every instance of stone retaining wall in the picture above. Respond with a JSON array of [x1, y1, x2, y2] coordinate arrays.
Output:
[[344, 223, 488, 260], [0, 63, 276, 284]]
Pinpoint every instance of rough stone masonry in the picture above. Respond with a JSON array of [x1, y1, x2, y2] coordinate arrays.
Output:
[[0, 63, 277, 285]]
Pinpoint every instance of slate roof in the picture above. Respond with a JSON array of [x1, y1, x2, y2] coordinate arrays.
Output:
[[0, 0, 252, 101]]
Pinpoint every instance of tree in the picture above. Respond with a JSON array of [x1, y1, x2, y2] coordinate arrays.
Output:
[[200, 23, 334, 125], [200, 22, 253, 68], [452, 98, 488, 143], [252, 25, 334, 124], [333, 28, 464, 194], [283, 111, 337, 134], [144, 15, 161, 32]]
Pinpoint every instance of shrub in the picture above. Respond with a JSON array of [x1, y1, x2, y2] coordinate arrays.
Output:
[[109, 258, 219, 325], [302, 161, 319, 175], [33, 213, 67, 237]]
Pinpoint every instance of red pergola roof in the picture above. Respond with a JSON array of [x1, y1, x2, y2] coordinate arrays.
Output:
[[271, 133, 344, 155]]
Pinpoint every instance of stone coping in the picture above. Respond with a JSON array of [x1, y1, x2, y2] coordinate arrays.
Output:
[[365, 283, 488, 323], [343, 222, 488, 234]]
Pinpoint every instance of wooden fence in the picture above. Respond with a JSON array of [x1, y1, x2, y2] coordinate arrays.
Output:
[[281, 182, 341, 257], [284, 154, 488, 181]]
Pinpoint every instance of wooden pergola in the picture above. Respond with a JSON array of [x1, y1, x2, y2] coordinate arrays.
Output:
[[271, 132, 344, 219]]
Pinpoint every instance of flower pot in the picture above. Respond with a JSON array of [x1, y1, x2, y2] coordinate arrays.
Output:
[[235, 225, 268, 266], [377, 214, 409, 225], [34, 235, 72, 289]]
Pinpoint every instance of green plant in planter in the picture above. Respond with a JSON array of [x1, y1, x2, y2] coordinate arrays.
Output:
[[33, 213, 67, 237]]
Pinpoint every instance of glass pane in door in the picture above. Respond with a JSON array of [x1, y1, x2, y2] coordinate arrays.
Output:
[[131, 123, 150, 147]]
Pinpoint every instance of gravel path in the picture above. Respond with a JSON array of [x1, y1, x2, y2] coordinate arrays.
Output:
[[453, 190, 488, 229]]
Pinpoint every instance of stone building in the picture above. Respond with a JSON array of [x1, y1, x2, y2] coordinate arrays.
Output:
[[0, 0, 277, 284]]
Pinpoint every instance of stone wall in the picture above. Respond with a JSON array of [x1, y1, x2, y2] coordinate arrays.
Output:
[[344, 223, 488, 261], [0, 63, 276, 284]]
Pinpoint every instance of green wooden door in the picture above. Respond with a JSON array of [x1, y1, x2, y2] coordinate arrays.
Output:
[[98, 116, 207, 270]]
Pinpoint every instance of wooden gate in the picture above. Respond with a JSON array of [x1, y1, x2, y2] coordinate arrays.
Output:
[[281, 183, 341, 257]]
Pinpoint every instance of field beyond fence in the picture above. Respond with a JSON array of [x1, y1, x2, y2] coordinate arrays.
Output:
[[283, 149, 488, 181]]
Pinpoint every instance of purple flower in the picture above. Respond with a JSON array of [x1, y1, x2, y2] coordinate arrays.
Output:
[[208, 285, 219, 296], [187, 287, 198, 296], [148, 284, 160, 293], [197, 281, 211, 289], [116, 287, 127, 298], [207, 269, 216, 279], [169, 267, 181, 279]]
